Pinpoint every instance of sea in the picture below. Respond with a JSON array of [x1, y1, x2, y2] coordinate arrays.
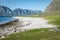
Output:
[[0, 17, 17, 25]]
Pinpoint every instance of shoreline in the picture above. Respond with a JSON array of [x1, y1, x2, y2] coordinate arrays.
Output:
[[0, 17, 56, 38]]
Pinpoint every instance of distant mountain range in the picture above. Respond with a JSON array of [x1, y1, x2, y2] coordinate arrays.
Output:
[[0, 6, 13, 17], [13, 8, 42, 16], [0, 6, 42, 16]]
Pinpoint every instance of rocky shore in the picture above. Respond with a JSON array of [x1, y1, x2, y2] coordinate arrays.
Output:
[[0, 19, 23, 38], [0, 17, 56, 38]]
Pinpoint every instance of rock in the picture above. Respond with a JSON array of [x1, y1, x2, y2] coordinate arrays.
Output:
[[0, 36, 5, 39]]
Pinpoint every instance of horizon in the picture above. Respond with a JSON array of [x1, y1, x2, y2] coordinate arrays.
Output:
[[0, 0, 52, 12]]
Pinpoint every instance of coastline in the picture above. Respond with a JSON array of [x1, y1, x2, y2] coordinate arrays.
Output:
[[0, 17, 56, 38]]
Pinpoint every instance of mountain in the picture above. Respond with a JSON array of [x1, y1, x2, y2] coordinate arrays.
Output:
[[0, 6, 42, 16], [39, 0, 60, 17], [45, 0, 60, 12], [0, 6, 13, 17], [13, 8, 42, 16]]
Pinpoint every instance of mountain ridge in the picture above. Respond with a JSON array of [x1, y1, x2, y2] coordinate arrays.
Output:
[[0, 6, 42, 16], [0, 5, 13, 17]]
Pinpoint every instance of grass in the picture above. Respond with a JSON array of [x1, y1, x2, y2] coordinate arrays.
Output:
[[44, 16, 60, 29], [1, 12, 60, 40], [0, 16, 60, 40], [1, 28, 60, 40]]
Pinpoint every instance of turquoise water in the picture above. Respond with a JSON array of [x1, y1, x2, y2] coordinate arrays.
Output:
[[0, 17, 17, 25]]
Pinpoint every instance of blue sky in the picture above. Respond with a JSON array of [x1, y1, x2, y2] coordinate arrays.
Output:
[[0, 0, 52, 11]]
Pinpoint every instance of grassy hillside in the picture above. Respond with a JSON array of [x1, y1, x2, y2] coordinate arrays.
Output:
[[40, 10, 60, 17], [32, 0, 60, 30], [44, 16, 60, 29], [1, 28, 60, 40]]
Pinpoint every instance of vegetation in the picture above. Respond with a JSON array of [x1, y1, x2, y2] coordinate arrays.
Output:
[[1, 0, 60, 40], [1, 28, 60, 40], [44, 16, 60, 29]]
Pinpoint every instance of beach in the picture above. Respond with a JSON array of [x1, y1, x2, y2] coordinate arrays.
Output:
[[0, 17, 56, 38]]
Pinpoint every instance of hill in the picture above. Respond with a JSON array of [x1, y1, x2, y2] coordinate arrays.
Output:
[[39, 0, 60, 17], [45, 0, 60, 12]]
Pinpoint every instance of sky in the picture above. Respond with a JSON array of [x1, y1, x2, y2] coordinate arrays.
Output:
[[0, 0, 52, 11]]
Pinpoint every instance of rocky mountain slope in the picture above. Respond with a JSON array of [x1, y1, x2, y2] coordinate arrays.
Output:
[[39, 0, 60, 16], [45, 0, 60, 12]]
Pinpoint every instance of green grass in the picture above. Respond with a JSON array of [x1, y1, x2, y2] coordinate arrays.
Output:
[[44, 16, 60, 29], [1, 10, 60, 40], [1, 28, 60, 40]]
